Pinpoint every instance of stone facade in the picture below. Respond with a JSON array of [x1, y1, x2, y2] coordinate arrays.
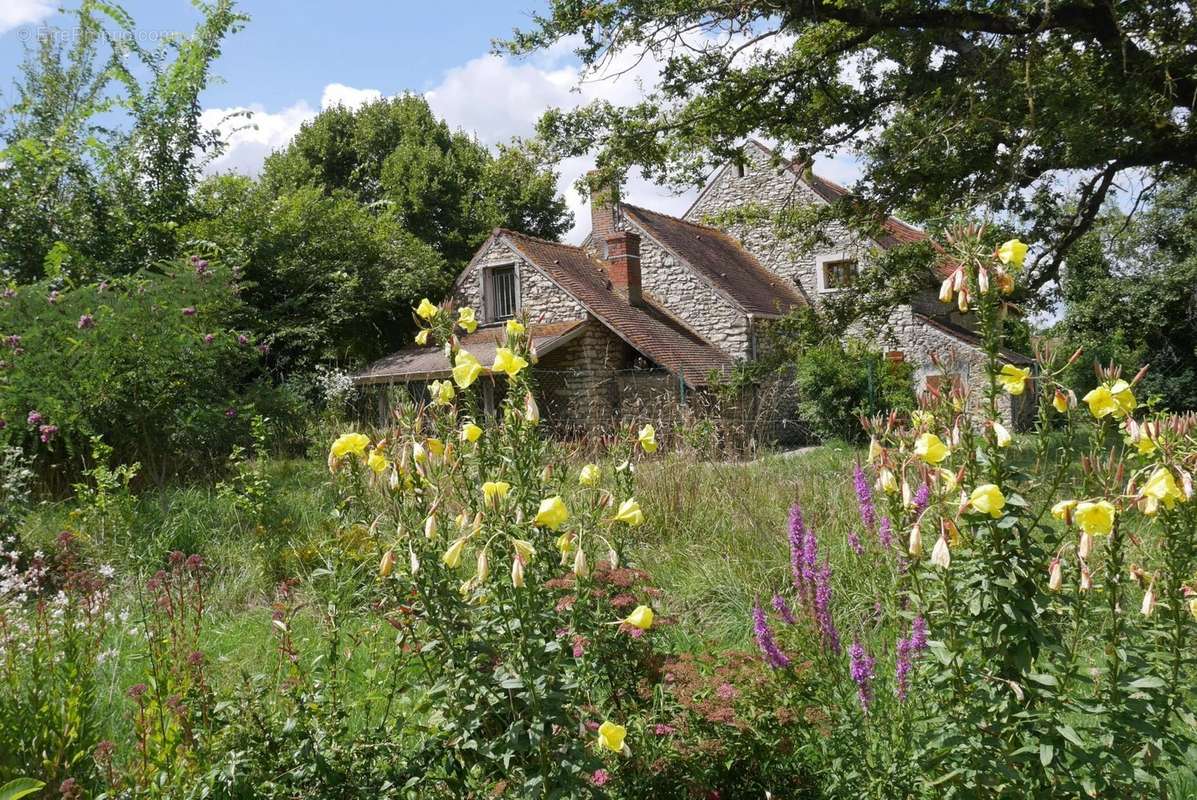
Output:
[[452, 236, 587, 327]]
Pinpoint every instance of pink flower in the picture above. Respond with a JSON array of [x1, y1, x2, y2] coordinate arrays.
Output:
[[591, 769, 610, 787], [652, 724, 676, 735], [182, 306, 197, 317], [77, 313, 95, 329]]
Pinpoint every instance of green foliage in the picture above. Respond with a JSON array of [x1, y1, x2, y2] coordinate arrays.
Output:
[[0, 255, 284, 488], [793, 340, 916, 443]]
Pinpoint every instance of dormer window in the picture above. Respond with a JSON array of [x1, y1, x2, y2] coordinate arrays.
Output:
[[816, 253, 859, 292], [486, 265, 518, 321]]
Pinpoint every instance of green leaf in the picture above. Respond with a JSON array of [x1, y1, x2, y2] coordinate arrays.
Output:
[[1057, 725, 1085, 748], [1128, 676, 1167, 690], [1026, 672, 1058, 687], [0, 779, 46, 800], [1040, 742, 1054, 766]]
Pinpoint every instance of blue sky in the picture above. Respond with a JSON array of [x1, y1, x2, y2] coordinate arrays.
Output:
[[0, 0, 863, 240]]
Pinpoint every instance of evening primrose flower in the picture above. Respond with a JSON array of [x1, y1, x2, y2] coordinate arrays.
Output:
[[612, 498, 644, 526], [506, 318, 525, 337], [460, 422, 483, 443], [442, 538, 466, 569], [997, 238, 1028, 269], [330, 433, 370, 460], [379, 549, 396, 578], [457, 307, 478, 333], [482, 481, 511, 506], [1141, 467, 1184, 515], [579, 463, 600, 487], [637, 424, 658, 453], [511, 556, 525, 588], [416, 298, 439, 320], [1051, 499, 1078, 523], [1053, 389, 1070, 413], [366, 449, 388, 475], [914, 432, 950, 465], [534, 496, 570, 530], [597, 721, 629, 755], [426, 438, 445, 458], [877, 468, 898, 494], [992, 421, 1012, 448], [523, 392, 540, 425], [1048, 558, 1062, 591], [492, 347, 528, 378], [1083, 380, 1136, 419], [430, 379, 455, 406], [415, 329, 431, 346], [1075, 500, 1116, 536], [512, 539, 536, 562], [969, 484, 1006, 518], [573, 547, 589, 577], [622, 605, 654, 630], [867, 437, 882, 464], [453, 350, 482, 388], [930, 534, 950, 569], [997, 364, 1030, 396]]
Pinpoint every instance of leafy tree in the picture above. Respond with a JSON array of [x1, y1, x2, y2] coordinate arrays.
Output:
[[504, 1, 1197, 305]]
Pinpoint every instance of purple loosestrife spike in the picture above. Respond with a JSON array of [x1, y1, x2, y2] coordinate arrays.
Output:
[[912, 483, 931, 516], [752, 599, 791, 669], [878, 516, 894, 549], [772, 593, 797, 625], [788, 504, 806, 586], [847, 529, 863, 556], [849, 639, 876, 712], [895, 636, 914, 701], [853, 463, 877, 531], [910, 616, 929, 651], [813, 560, 841, 655]]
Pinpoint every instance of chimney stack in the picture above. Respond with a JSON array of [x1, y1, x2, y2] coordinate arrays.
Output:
[[605, 231, 641, 305], [588, 169, 620, 241]]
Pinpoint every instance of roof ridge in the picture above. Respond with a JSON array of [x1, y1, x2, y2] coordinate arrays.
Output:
[[621, 202, 726, 235], [496, 228, 586, 252]]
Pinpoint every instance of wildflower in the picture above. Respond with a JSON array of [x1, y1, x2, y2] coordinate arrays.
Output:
[[653, 724, 677, 736], [534, 496, 570, 529], [366, 449, 388, 475], [409, 546, 420, 575], [908, 524, 923, 557], [182, 306, 197, 317], [1053, 389, 1070, 413], [911, 616, 928, 651], [638, 424, 658, 453], [1083, 380, 1136, 419], [991, 421, 1012, 448], [612, 498, 644, 526], [238, 334, 249, 346], [424, 514, 437, 539], [27, 410, 42, 426], [849, 640, 876, 712], [930, 534, 950, 569], [752, 599, 791, 669], [330, 433, 370, 460], [460, 422, 483, 443], [997, 364, 1030, 395], [416, 298, 439, 320], [1075, 500, 1116, 536], [1051, 499, 1078, 523], [412, 440, 427, 465], [968, 484, 1006, 518], [1080, 561, 1092, 591], [492, 347, 528, 378], [895, 636, 914, 701], [623, 605, 654, 630], [430, 380, 455, 405], [523, 391, 540, 425], [877, 468, 898, 494], [415, 329, 430, 346], [482, 480, 511, 506], [591, 769, 611, 786], [506, 318, 525, 337], [427, 438, 445, 458], [442, 538, 466, 569], [579, 463, 600, 487], [452, 350, 482, 388], [573, 547, 589, 577], [914, 432, 950, 464], [511, 555, 525, 587], [77, 313, 95, 329], [878, 516, 893, 549], [853, 463, 876, 531], [39, 424, 58, 443], [1078, 532, 1093, 559], [1140, 467, 1184, 515], [597, 721, 629, 755], [1141, 582, 1156, 617], [379, 550, 395, 578], [997, 238, 1028, 268], [475, 549, 490, 582], [457, 306, 478, 333], [203, 333, 215, 345], [1048, 558, 1062, 591], [813, 561, 841, 654], [772, 593, 797, 624], [868, 436, 883, 463], [911, 483, 931, 516], [847, 529, 863, 555]]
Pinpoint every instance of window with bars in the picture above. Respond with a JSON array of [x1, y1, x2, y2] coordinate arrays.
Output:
[[819, 258, 858, 291], [487, 266, 518, 321]]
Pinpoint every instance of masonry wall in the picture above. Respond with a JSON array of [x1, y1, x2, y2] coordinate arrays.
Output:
[[452, 238, 587, 326], [537, 322, 637, 433]]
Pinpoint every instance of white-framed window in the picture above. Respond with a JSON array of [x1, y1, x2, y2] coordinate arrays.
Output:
[[486, 265, 519, 321], [815, 253, 859, 292]]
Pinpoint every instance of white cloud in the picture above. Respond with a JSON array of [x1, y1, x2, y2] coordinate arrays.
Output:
[[199, 101, 316, 176], [1, 0, 55, 36], [321, 83, 382, 111]]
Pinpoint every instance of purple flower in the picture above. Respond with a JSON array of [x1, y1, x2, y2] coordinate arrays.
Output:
[[225, 408, 237, 418], [910, 615, 928, 651], [38, 424, 59, 444], [202, 333, 215, 345], [127, 683, 148, 700], [653, 724, 677, 735], [194, 258, 209, 275], [771, 593, 797, 625], [752, 598, 791, 669], [26, 410, 42, 426], [847, 529, 863, 555], [788, 504, 808, 596], [813, 560, 841, 655], [849, 639, 876, 712], [0, 419, 6, 430], [716, 682, 737, 700], [5, 334, 20, 349], [237, 334, 249, 346], [77, 313, 95, 329], [895, 636, 914, 700], [853, 463, 876, 531], [878, 516, 893, 549], [912, 483, 931, 516], [257, 343, 270, 355], [182, 306, 197, 317]]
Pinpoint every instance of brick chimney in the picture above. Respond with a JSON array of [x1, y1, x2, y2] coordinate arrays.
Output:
[[605, 231, 641, 305], [588, 169, 620, 241]]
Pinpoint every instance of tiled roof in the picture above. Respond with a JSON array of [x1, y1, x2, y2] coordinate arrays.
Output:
[[499, 230, 732, 384], [355, 320, 587, 385], [914, 313, 1034, 366], [621, 204, 806, 317]]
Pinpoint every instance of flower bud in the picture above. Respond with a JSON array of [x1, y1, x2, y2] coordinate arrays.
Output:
[[930, 535, 950, 569], [1053, 389, 1069, 414], [524, 392, 540, 426], [1141, 582, 1156, 617], [476, 549, 489, 582], [977, 266, 990, 294], [1066, 346, 1083, 366], [424, 514, 438, 540], [379, 549, 396, 578], [908, 524, 923, 557], [1079, 560, 1092, 591], [409, 546, 420, 576], [573, 547, 589, 577], [1077, 532, 1092, 559], [1047, 558, 1062, 591], [511, 556, 525, 588], [607, 548, 619, 569]]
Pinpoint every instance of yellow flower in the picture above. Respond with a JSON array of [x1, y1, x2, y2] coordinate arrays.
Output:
[[460, 422, 483, 443], [1051, 499, 1078, 522], [878, 468, 898, 494], [505, 318, 525, 337], [1083, 380, 1136, 419], [612, 498, 644, 526], [482, 480, 511, 506], [458, 307, 478, 333], [412, 440, 427, 464], [997, 239, 1028, 269], [992, 421, 1012, 448], [937, 468, 958, 492], [1053, 389, 1069, 413], [578, 463, 600, 487], [492, 347, 528, 378], [379, 549, 395, 578], [415, 329, 431, 346], [597, 721, 628, 754], [429, 379, 455, 406], [511, 539, 536, 562], [555, 532, 575, 556], [969, 484, 1006, 518], [1141, 467, 1184, 515], [366, 449, 388, 475], [330, 433, 370, 460], [533, 496, 570, 530], [426, 438, 445, 457], [867, 437, 882, 464], [637, 424, 658, 453], [1075, 500, 1116, 536], [997, 364, 1030, 396], [914, 432, 950, 465], [911, 410, 934, 427], [442, 538, 466, 569], [453, 350, 482, 389], [416, 298, 439, 320], [622, 605, 654, 630]]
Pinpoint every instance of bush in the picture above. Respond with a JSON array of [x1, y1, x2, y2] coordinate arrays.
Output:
[[793, 340, 915, 443], [0, 256, 295, 489]]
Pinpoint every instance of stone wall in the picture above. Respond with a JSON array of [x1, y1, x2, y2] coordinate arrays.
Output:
[[537, 321, 637, 433], [452, 237, 587, 326]]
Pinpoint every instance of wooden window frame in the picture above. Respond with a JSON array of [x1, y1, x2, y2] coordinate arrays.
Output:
[[485, 264, 519, 322], [816, 252, 859, 293]]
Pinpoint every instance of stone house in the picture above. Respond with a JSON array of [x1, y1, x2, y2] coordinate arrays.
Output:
[[355, 140, 1029, 431]]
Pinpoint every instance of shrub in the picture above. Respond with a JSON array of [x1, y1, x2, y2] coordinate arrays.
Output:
[[793, 340, 915, 443], [0, 256, 289, 489]]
